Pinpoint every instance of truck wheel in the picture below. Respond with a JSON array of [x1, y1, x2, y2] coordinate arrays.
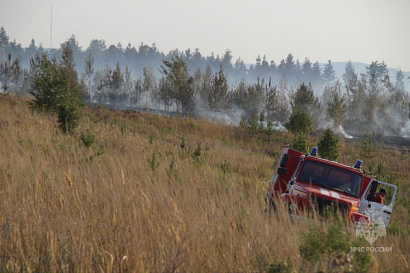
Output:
[[265, 198, 277, 214]]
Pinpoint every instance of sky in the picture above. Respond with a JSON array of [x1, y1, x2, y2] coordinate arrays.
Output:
[[1, 0, 410, 71]]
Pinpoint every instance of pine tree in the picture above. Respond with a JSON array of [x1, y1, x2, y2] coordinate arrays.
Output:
[[160, 56, 195, 114], [87, 39, 106, 67], [30, 42, 84, 133], [30, 54, 60, 112], [230, 80, 247, 109], [199, 65, 212, 107], [158, 76, 172, 111], [311, 62, 322, 88], [55, 42, 85, 133], [111, 62, 124, 92], [395, 69, 405, 90], [221, 49, 233, 71], [130, 77, 142, 107], [292, 83, 319, 112], [285, 110, 313, 135], [347, 75, 367, 125], [360, 132, 376, 159], [142, 67, 158, 108], [318, 128, 340, 161], [292, 134, 309, 154], [0, 26, 9, 49], [247, 77, 265, 117], [0, 53, 26, 93], [322, 60, 337, 87], [342, 61, 356, 88], [208, 64, 228, 110], [84, 52, 94, 102], [284, 53, 296, 76], [366, 61, 387, 82], [301, 57, 313, 83], [265, 78, 278, 121], [326, 83, 347, 127]]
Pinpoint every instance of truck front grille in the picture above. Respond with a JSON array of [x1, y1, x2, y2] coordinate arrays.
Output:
[[311, 196, 349, 216]]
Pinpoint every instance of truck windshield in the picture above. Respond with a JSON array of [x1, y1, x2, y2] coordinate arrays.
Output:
[[298, 160, 363, 197]]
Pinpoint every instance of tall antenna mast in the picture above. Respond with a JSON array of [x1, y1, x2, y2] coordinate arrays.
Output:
[[50, 4, 53, 48]]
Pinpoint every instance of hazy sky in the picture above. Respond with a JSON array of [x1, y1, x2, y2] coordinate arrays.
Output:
[[1, 0, 410, 71]]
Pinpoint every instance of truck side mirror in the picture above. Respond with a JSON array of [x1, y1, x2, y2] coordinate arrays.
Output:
[[280, 154, 289, 168], [366, 180, 379, 201], [278, 167, 287, 175]]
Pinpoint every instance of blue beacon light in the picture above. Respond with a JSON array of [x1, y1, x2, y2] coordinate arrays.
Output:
[[354, 160, 362, 169], [310, 147, 318, 156]]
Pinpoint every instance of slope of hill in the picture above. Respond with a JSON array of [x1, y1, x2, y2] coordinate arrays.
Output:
[[0, 94, 409, 272]]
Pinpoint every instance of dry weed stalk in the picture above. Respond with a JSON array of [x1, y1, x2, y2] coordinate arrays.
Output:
[[121, 167, 125, 184], [64, 171, 73, 189]]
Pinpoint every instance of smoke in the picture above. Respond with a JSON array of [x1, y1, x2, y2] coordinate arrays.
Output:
[[196, 106, 245, 126], [314, 115, 354, 139], [400, 121, 410, 138], [270, 121, 287, 131], [335, 125, 354, 139], [380, 107, 410, 138], [354, 105, 410, 139]]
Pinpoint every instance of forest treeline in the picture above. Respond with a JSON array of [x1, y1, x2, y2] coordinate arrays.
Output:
[[0, 26, 409, 137]]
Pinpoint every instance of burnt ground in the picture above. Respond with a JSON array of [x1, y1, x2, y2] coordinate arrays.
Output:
[[345, 133, 410, 152]]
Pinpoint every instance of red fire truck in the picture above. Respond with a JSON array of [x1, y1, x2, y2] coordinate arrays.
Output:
[[266, 145, 397, 227]]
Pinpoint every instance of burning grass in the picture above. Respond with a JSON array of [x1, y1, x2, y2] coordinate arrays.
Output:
[[0, 94, 409, 272]]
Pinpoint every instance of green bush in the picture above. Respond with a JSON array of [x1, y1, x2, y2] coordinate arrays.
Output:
[[80, 130, 95, 148], [221, 160, 231, 175], [300, 221, 371, 272], [285, 110, 313, 135], [268, 261, 292, 273]]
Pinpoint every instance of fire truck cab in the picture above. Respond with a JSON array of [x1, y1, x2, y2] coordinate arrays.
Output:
[[266, 145, 397, 227]]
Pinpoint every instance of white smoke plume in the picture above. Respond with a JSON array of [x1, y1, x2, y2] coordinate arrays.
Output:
[[196, 106, 245, 126], [335, 125, 354, 139], [400, 121, 410, 138]]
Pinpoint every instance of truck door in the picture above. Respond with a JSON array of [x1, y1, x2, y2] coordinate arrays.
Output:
[[359, 179, 397, 228]]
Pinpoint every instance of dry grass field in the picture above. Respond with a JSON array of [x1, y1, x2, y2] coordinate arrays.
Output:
[[0, 94, 409, 272]]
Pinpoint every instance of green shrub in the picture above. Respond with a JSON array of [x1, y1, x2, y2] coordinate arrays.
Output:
[[148, 153, 159, 173], [268, 261, 292, 273], [300, 221, 371, 272], [80, 130, 95, 148], [221, 160, 231, 175], [285, 110, 313, 135], [193, 141, 202, 157], [180, 136, 186, 149]]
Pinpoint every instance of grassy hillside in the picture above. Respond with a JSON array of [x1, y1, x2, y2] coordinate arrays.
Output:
[[0, 94, 409, 272]]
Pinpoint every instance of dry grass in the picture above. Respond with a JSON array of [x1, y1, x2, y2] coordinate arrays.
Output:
[[0, 94, 409, 272]]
